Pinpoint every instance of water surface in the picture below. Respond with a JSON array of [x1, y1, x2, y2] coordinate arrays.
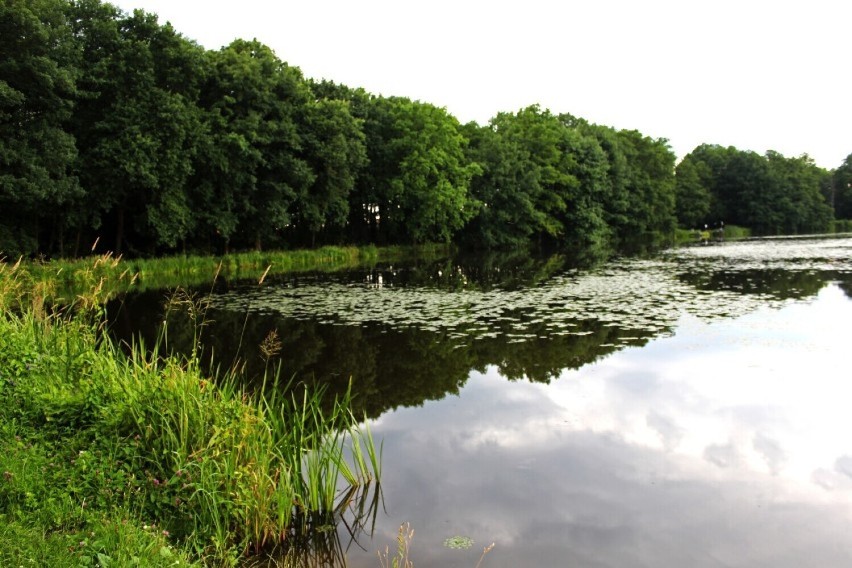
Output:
[[111, 236, 852, 566]]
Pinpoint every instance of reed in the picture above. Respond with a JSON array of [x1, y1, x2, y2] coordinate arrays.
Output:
[[378, 523, 415, 568], [0, 264, 382, 565]]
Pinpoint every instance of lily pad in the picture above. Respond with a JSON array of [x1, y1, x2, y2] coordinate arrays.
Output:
[[443, 535, 474, 549]]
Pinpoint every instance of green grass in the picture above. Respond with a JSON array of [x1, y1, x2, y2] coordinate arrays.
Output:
[[721, 224, 751, 240], [673, 225, 751, 245], [673, 228, 710, 245], [0, 259, 381, 566], [8, 243, 453, 308]]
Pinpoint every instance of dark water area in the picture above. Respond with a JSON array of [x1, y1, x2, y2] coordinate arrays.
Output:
[[108, 236, 852, 567], [108, 250, 656, 416]]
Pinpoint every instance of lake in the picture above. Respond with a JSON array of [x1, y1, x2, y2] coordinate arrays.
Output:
[[110, 235, 852, 567]]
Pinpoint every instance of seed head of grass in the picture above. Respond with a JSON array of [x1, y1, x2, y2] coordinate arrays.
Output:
[[259, 329, 283, 362]]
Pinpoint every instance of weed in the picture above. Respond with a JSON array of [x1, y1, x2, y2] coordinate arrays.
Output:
[[378, 523, 414, 568], [476, 542, 496, 568]]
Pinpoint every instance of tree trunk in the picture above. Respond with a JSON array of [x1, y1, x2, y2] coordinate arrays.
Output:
[[58, 222, 64, 258], [115, 206, 126, 253], [47, 217, 57, 256], [73, 228, 81, 258]]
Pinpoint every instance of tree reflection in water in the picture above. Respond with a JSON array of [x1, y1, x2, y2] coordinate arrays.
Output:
[[109, 238, 852, 420]]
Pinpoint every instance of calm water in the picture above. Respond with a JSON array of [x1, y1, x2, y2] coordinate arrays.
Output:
[[111, 236, 852, 567]]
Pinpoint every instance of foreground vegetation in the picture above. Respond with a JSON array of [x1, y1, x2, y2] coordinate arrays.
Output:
[[0, 259, 381, 566]]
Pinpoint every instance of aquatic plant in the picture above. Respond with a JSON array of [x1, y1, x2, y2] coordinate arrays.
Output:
[[443, 535, 474, 549], [378, 524, 495, 568]]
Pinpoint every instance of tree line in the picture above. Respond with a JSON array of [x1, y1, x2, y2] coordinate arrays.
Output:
[[675, 145, 850, 234], [2, 0, 850, 258]]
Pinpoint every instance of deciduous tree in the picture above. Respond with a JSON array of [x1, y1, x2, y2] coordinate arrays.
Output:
[[0, 0, 79, 254]]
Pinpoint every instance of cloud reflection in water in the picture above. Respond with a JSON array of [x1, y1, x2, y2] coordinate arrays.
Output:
[[350, 284, 852, 567]]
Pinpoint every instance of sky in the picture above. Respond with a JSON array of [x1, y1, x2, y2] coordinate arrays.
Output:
[[108, 0, 851, 169]]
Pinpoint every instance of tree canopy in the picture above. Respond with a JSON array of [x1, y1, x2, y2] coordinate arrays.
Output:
[[833, 154, 852, 220], [675, 145, 833, 234], [0, 0, 846, 258]]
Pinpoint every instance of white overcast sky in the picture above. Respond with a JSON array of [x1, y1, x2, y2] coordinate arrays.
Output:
[[109, 0, 850, 169]]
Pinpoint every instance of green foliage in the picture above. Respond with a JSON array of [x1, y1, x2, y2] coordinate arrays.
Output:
[[831, 219, 852, 233], [349, 95, 480, 244], [462, 109, 677, 251], [0, 267, 381, 565], [765, 151, 832, 233], [677, 145, 834, 235], [1, 0, 841, 258], [675, 156, 712, 228], [672, 224, 750, 245], [721, 224, 751, 240], [833, 153, 852, 220], [461, 121, 542, 248], [4, 243, 449, 310], [196, 39, 312, 252], [70, 4, 206, 253], [0, 0, 80, 256], [609, 128, 677, 241], [294, 97, 367, 245], [470, 106, 612, 248]]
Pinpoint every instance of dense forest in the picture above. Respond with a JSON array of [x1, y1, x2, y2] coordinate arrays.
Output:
[[2, 0, 850, 258]]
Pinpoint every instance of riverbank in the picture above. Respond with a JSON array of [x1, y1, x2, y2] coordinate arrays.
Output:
[[673, 224, 752, 245], [0, 259, 380, 566], [6, 243, 453, 308]]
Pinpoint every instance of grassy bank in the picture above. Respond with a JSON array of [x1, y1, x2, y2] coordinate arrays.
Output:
[[12, 243, 453, 307], [0, 261, 380, 566], [673, 225, 752, 245]]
